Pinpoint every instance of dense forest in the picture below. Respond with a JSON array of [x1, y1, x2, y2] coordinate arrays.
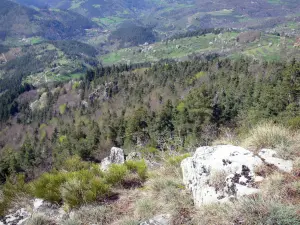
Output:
[[1, 56, 300, 186], [109, 23, 156, 47]]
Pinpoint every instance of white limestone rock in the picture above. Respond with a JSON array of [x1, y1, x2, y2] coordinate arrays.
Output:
[[33, 198, 44, 210], [101, 147, 125, 170], [101, 157, 112, 171], [181, 145, 263, 207], [181, 145, 294, 207], [1, 208, 30, 225], [126, 152, 142, 161], [259, 149, 293, 173]]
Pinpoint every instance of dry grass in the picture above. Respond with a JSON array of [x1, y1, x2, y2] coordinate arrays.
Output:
[[243, 122, 292, 149], [192, 203, 232, 225], [292, 157, 300, 177], [63, 205, 115, 225], [254, 164, 278, 178], [243, 122, 300, 159], [25, 214, 55, 225], [209, 169, 229, 192], [134, 198, 159, 220], [232, 196, 300, 225], [213, 127, 240, 146], [259, 172, 287, 199], [193, 194, 300, 225]]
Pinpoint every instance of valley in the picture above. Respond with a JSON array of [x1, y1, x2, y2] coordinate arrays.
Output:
[[0, 0, 299, 86], [0, 1, 300, 224]]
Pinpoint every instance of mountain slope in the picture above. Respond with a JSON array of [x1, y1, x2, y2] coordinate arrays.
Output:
[[0, 40, 99, 86], [0, 0, 98, 45], [14, 0, 300, 37]]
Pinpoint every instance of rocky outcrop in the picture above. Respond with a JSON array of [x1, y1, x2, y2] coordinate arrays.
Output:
[[126, 152, 142, 161], [89, 82, 119, 102], [0, 199, 66, 225], [259, 149, 293, 172], [181, 145, 293, 207], [0, 208, 30, 225], [101, 147, 125, 170]]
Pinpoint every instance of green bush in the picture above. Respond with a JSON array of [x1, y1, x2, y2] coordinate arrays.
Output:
[[60, 176, 110, 208], [287, 116, 300, 130], [32, 169, 109, 208], [166, 153, 191, 167], [140, 147, 159, 158], [2, 174, 29, 201], [104, 164, 128, 185], [0, 174, 29, 216], [31, 160, 146, 208], [31, 172, 67, 203], [62, 155, 90, 172], [125, 160, 148, 180]]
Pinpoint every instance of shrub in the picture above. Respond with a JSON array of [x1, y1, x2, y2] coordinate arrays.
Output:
[[32, 172, 67, 203], [62, 155, 90, 172], [166, 153, 191, 167], [0, 175, 30, 216], [72, 81, 80, 90], [2, 174, 29, 201], [59, 104, 67, 115], [60, 172, 110, 208], [287, 116, 300, 129], [140, 147, 159, 159], [125, 160, 147, 180], [32, 169, 110, 208], [104, 164, 128, 185]]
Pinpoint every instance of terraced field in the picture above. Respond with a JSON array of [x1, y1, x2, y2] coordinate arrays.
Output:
[[100, 32, 300, 65]]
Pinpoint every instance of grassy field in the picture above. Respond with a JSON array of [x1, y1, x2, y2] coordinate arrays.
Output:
[[100, 32, 300, 65], [100, 32, 239, 65]]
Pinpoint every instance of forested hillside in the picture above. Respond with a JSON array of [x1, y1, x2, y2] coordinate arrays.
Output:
[[0, 0, 97, 43], [1, 57, 299, 184]]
